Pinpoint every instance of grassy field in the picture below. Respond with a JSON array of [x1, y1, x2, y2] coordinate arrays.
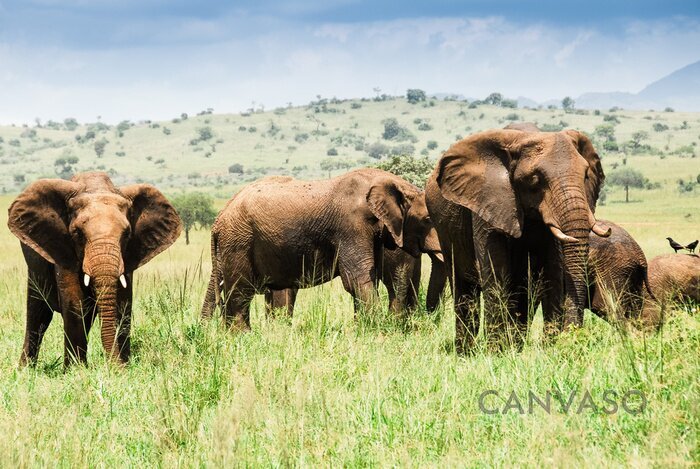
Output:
[[0, 98, 698, 466]]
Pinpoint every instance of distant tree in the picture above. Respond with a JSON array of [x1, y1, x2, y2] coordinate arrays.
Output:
[[326, 148, 338, 156], [63, 118, 79, 131], [171, 192, 217, 245], [594, 124, 616, 142], [607, 168, 645, 202], [365, 141, 391, 159], [406, 89, 427, 104], [54, 153, 79, 179], [94, 138, 109, 158], [197, 126, 214, 141], [500, 99, 517, 109], [629, 130, 649, 150], [181, 113, 188, 120], [652, 123, 669, 132], [228, 163, 244, 174], [382, 118, 401, 140], [561, 96, 575, 112], [484, 92, 502, 106], [319, 158, 352, 178], [426, 140, 438, 150], [375, 155, 434, 186], [381, 118, 414, 142]]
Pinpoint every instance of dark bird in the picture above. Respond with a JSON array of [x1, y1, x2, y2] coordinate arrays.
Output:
[[667, 237, 698, 253], [667, 237, 685, 253]]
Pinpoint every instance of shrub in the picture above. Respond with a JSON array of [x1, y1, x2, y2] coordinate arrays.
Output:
[[652, 123, 669, 132], [228, 163, 244, 174], [427, 140, 438, 150], [327, 148, 338, 156], [375, 155, 434, 186], [366, 142, 391, 159]]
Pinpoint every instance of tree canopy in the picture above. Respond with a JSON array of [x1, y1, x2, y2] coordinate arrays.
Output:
[[171, 192, 217, 244]]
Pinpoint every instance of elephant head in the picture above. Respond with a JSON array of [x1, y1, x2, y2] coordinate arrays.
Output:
[[366, 177, 443, 261], [436, 129, 608, 326], [8, 173, 182, 361]]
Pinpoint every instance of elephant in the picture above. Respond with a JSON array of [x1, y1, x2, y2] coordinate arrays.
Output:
[[200, 169, 443, 329], [261, 250, 445, 316], [7, 172, 182, 367], [425, 128, 609, 351], [644, 253, 700, 313], [586, 220, 654, 326]]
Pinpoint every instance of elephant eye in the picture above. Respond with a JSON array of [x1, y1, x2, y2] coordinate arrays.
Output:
[[529, 174, 540, 187]]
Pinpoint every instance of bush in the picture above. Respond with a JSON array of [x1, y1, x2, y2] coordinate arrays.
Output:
[[375, 155, 434, 186], [228, 163, 244, 174], [381, 118, 415, 142], [390, 144, 415, 156], [427, 140, 438, 150], [294, 133, 309, 143], [366, 142, 391, 159], [327, 148, 338, 156], [406, 89, 427, 104], [653, 123, 669, 132], [417, 122, 433, 131]]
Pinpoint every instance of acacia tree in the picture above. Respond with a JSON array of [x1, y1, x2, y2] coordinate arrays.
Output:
[[171, 192, 217, 244], [607, 168, 645, 202]]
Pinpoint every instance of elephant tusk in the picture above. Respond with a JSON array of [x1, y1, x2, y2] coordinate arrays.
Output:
[[592, 221, 611, 238], [433, 252, 445, 263], [83, 274, 90, 287], [119, 274, 127, 288], [219, 280, 224, 287], [548, 225, 579, 243]]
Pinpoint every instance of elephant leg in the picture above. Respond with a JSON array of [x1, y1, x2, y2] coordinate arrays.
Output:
[[221, 251, 255, 331], [57, 270, 93, 367], [426, 257, 447, 312], [403, 257, 422, 312], [201, 270, 220, 320], [473, 219, 517, 344], [339, 253, 378, 316], [453, 275, 481, 354], [20, 266, 59, 367], [265, 289, 297, 317], [116, 274, 133, 363]]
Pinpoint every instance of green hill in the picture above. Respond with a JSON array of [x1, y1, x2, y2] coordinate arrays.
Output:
[[1, 96, 698, 197]]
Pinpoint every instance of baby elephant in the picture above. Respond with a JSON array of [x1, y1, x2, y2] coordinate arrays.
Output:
[[587, 220, 654, 327], [263, 249, 445, 316], [645, 254, 700, 319], [8, 172, 182, 367], [201, 169, 442, 329]]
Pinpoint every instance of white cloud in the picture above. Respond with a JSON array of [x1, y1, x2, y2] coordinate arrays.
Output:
[[1, 16, 699, 123]]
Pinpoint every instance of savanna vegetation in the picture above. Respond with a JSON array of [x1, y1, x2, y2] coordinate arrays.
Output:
[[0, 93, 697, 466]]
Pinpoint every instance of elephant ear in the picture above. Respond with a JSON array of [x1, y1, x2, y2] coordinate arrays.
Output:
[[367, 177, 408, 247], [7, 179, 82, 267], [120, 184, 183, 272], [566, 130, 605, 212], [436, 129, 524, 238]]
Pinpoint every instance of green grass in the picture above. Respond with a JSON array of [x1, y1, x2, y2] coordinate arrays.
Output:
[[0, 99, 698, 465]]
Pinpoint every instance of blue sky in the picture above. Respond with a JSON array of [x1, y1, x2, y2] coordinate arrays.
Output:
[[1, 1, 699, 122]]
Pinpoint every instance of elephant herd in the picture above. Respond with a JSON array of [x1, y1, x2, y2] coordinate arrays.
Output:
[[7, 126, 699, 367]]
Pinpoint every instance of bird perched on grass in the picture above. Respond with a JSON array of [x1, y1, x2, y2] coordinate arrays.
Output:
[[667, 237, 698, 253]]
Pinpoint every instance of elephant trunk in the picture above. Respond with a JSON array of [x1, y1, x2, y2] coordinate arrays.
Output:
[[550, 183, 592, 328], [83, 241, 125, 363]]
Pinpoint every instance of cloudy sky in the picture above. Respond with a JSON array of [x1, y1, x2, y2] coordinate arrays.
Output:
[[1, 0, 699, 123]]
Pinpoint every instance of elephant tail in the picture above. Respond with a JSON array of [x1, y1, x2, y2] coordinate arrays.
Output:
[[642, 265, 655, 301]]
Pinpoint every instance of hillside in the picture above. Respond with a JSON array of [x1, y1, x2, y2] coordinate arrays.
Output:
[[576, 60, 700, 111], [1, 96, 699, 199]]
